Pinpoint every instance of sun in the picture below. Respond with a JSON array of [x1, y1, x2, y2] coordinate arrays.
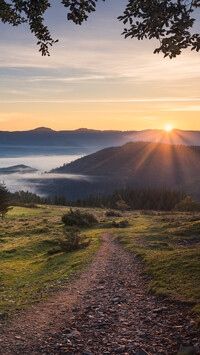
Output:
[[165, 125, 173, 132]]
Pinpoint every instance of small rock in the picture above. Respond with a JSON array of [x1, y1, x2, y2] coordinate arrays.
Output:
[[93, 322, 108, 328], [65, 330, 80, 338], [188, 320, 195, 328], [136, 349, 149, 355], [145, 316, 151, 322], [54, 343, 61, 349], [152, 313, 157, 318], [115, 346, 126, 353], [178, 345, 197, 355], [153, 307, 167, 313], [98, 280, 105, 285], [64, 339, 72, 346], [136, 330, 146, 337], [18, 346, 25, 350]]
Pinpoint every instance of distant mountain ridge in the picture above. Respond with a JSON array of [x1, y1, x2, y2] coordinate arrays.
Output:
[[0, 127, 200, 153], [0, 165, 37, 175]]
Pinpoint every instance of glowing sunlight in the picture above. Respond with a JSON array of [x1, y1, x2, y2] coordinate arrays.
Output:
[[165, 125, 173, 132]]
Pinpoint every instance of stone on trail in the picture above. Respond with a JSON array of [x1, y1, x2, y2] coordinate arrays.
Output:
[[65, 330, 80, 338], [136, 349, 149, 355], [82, 351, 94, 355]]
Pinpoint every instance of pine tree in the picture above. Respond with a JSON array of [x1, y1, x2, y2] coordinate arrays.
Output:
[[0, 183, 11, 220]]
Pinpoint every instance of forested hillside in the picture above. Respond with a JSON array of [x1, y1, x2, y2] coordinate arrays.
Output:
[[50, 142, 200, 200]]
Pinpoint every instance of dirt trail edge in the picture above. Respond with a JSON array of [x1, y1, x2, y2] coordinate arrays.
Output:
[[0, 234, 199, 354]]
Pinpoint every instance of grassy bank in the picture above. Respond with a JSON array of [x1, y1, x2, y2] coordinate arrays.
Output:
[[109, 211, 200, 315], [0, 206, 102, 320]]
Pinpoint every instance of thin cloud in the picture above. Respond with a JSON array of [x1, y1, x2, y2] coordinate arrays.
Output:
[[6, 172, 92, 181], [165, 106, 200, 112], [0, 39, 200, 84], [0, 98, 200, 104], [29, 75, 111, 83], [0, 89, 29, 95]]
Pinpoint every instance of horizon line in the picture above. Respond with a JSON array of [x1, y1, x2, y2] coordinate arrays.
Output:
[[0, 126, 199, 133]]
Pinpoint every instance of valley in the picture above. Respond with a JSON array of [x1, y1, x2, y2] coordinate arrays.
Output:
[[1, 128, 200, 201]]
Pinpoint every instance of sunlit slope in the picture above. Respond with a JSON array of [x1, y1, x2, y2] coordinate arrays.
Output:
[[52, 142, 200, 191]]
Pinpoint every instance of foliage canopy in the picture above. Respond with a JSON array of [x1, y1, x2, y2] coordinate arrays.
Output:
[[0, 0, 200, 57]]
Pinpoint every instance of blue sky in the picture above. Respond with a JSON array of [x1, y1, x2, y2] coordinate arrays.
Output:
[[0, 0, 200, 131]]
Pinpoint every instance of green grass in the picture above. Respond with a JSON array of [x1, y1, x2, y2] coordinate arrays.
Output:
[[1, 206, 200, 323], [109, 211, 200, 317], [0, 206, 102, 320]]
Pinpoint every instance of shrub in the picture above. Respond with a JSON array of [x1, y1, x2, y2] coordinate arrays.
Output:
[[62, 209, 98, 228], [105, 210, 122, 217], [174, 196, 200, 212], [116, 200, 130, 212], [59, 227, 90, 251], [112, 220, 129, 228]]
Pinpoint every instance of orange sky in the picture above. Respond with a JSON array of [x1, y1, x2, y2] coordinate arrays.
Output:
[[0, 1, 200, 132], [0, 99, 199, 131]]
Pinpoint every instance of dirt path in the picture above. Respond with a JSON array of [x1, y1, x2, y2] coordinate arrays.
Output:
[[0, 234, 199, 354]]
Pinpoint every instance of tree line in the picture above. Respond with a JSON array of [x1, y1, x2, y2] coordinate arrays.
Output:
[[11, 190, 51, 205], [0, 182, 198, 220], [73, 187, 187, 211], [11, 190, 68, 206]]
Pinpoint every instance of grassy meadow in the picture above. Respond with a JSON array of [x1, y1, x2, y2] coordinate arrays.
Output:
[[0, 205, 103, 320], [0, 205, 200, 323]]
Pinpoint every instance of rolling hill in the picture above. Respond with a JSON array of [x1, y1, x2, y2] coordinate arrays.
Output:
[[48, 141, 200, 200], [0, 165, 37, 175]]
